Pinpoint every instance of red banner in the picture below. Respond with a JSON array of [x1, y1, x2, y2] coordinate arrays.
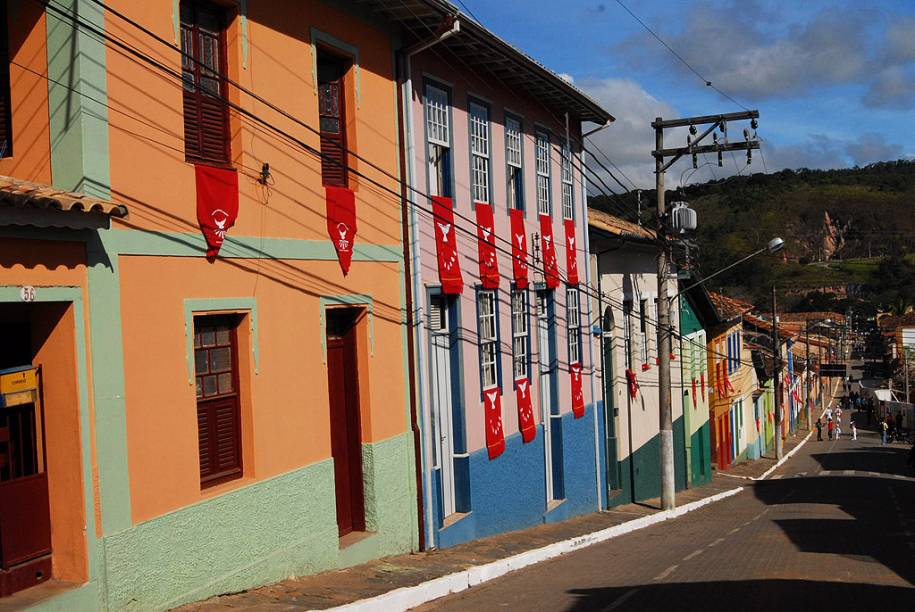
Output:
[[432, 196, 463, 294], [625, 368, 639, 399], [691, 378, 697, 409], [195, 164, 239, 258], [475, 202, 499, 289], [515, 377, 536, 443], [539, 213, 559, 289], [570, 362, 584, 418], [483, 388, 505, 459], [325, 186, 357, 275], [715, 362, 724, 396], [509, 208, 529, 289], [563, 218, 579, 285], [700, 372, 706, 400]]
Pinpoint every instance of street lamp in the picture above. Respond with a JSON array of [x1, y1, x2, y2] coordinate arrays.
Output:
[[670, 237, 784, 303]]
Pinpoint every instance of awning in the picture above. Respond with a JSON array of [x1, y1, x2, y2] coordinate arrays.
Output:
[[0, 175, 128, 230]]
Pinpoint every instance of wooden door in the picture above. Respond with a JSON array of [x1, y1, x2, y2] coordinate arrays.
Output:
[[326, 310, 365, 537]]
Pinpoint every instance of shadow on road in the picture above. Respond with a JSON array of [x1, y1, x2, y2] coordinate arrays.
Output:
[[807, 445, 913, 476], [565, 579, 913, 612]]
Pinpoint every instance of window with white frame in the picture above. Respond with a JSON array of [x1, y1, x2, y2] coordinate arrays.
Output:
[[639, 299, 648, 364], [425, 83, 452, 197], [536, 130, 551, 215], [505, 115, 523, 210], [478, 289, 499, 389], [561, 139, 574, 219], [511, 288, 529, 380], [567, 286, 581, 365], [469, 101, 491, 203]]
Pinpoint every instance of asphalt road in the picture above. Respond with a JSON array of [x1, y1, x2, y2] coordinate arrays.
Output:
[[416, 413, 915, 612]]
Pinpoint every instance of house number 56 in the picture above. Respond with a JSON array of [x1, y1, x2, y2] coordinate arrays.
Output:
[[20, 286, 36, 302]]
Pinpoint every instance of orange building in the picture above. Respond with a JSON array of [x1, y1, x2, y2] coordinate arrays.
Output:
[[0, 1, 418, 609]]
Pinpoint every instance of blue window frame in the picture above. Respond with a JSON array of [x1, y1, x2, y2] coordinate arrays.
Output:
[[505, 113, 524, 212], [566, 285, 582, 365], [510, 286, 531, 385], [476, 287, 503, 395], [423, 80, 454, 199]]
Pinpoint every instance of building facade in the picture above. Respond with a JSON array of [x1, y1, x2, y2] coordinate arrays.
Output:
[[397, 5, 614, 548], [589, 209, 687, 505], [1, 1, 418, 608]]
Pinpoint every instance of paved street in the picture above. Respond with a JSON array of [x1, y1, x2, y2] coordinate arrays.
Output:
[[416, 413, 915, 612]]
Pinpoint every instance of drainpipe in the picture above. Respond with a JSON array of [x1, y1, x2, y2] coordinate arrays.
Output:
[[396, 16, 461, 551], [576, 113, 602, 510]]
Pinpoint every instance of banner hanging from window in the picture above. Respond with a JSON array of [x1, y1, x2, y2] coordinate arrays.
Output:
[[483, 388, 506, 459], [509, 208, 529, 289], [432, 196, 463, 294], [539, 213, 559, 289], [325, 186, 357, 275], [515, 377, 536, 443], [571, 362, 585, 418], [563, 218, 578, 285], [475, 202, 499, 289], [195, 164, 239, 258]]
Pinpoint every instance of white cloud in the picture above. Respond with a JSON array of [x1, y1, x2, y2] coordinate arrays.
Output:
[[558, 73, 575, 84]]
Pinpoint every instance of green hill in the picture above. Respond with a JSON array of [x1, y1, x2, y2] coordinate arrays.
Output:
[[589, 160, 915, 313]]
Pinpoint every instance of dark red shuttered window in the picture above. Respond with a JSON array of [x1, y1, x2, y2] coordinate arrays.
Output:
[[194, 315, 242, 487], [0, 3, 12, 158], [181, 0, 230, 165], [317, 51, 349, 186]]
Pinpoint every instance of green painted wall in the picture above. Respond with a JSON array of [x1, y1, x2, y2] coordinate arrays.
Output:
[[607, 415, 688, 507], [103, 433, 415, 611], [46, 0, 111, 198], [689, 422, 712, 486]]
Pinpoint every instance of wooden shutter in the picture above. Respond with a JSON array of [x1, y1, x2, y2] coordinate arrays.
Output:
[[181, 1, 230, 165], [194, 316, 242, 487], [317, 52, 348, 186], [0, 3, 12, 159]]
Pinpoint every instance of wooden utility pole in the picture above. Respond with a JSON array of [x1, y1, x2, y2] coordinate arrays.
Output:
[[805, 320, 812, 432], [652, 110, 760, 510], [772, 286, 784, 460]]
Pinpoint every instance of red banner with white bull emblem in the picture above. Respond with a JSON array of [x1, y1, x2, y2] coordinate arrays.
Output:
[[195, 164, 239, 258], [571, 362, 585, 418], [483, 387, 505, 459], [432, 196, 463, 294], [325, 185, 357, 275], [563, 218, 579, 285], [539, 213, 560, 289], [515, 377, 536, 443], [509, 208, 529, 289], [475, 202, 499, 289]]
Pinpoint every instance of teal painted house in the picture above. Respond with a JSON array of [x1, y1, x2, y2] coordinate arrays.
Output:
[[676, 281, 719, 487]]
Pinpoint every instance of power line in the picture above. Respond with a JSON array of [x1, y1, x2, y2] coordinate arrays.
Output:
[[54, 0, 774, 370], [612, 0, 750, 112]]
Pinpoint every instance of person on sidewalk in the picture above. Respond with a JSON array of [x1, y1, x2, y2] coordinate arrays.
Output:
[[816, 418, 823, 441], [851, 420, 857, 441], [881, 418, 889, 445], [835, 419, 842, 440], [828, 417, 834, 441]]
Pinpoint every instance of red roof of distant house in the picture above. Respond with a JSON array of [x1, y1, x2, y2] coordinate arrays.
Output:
[[708, 292, 754, 321], [778, 312, 846, 324]]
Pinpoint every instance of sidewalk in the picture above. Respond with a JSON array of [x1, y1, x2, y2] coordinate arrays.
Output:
[[717, 431, 810, 480], [179, 476, 743, 611]]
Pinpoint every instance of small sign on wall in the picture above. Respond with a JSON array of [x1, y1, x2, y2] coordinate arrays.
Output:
[[20, 286, 36, 302]]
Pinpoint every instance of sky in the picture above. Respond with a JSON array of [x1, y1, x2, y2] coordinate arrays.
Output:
[[458, 0, 915, 190]]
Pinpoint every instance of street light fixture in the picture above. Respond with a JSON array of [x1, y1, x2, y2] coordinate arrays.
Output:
[[669, 236, 785, 303]]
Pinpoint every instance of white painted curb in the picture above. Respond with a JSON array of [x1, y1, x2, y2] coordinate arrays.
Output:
[[320, 487, 744, 612]]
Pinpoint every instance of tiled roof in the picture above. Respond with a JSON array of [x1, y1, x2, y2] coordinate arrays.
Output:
[[0, 175, 128, 218], [708, 292, 753, 321], [743, 313, 796, 340], [778, 312, 846, 324], [588, 208, 656, 242]]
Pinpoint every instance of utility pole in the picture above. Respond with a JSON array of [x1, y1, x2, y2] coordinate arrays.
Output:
[[652, 110, 760, 510], [805, 319, 811, 431], [772, 286, 783, 460]]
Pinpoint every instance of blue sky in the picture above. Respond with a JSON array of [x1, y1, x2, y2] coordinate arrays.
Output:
[[458, 0, 915, 188]]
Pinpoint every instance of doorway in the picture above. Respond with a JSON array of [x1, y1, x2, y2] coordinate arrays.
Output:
[[326, 308, 365, 538], [428, 295, 457, 520]]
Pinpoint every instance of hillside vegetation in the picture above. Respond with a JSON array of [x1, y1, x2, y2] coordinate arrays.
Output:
[[589, 160, 915, 312]]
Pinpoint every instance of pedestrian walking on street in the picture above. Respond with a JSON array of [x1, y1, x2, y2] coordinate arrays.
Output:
[[881, 418, 888, 445], [828, 417, 834, 441], [816, 418, 823, 441], [851, 420, 857, 441], [835, 420, 842, 440]]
